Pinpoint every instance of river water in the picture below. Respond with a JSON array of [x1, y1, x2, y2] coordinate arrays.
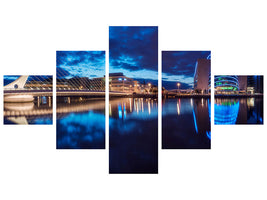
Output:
[[4, 96, 52, 125], [162, 98, 211, 149], [109, 98, 158, 173], [56, 97, 105, 149], [214, 97, 263, 124]]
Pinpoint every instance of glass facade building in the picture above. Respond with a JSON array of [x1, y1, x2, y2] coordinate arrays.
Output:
[[193, 57, 211, 94], [214, 75, 239, 94]]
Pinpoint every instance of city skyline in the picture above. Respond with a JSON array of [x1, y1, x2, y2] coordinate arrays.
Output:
[[162, 51, 210, 90], [214, 75, 264, 94], [109, 26, 158, 86]]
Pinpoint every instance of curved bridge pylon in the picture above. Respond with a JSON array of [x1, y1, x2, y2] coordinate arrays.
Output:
[[4, 75, 29, 90]]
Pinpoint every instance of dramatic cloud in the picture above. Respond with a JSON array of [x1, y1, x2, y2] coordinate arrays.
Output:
[[162, 51, 210, 89], [56, 67, 70, 78], [56, 51, 105, 79], [4, 75, 52, 86], [109, 26, 158, 83], [3, 75, 20, 80], [3, 75, 20, 85]]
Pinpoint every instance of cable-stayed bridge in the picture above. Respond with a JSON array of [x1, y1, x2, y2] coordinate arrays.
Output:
[[3, 75, 131, 102]]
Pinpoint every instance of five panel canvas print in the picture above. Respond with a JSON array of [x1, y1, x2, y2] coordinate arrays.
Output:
[[2, 26, 264, 174]]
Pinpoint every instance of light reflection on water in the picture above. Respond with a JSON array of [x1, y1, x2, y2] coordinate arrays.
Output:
[[109, 98, 158, 174], [56, 98, 105, 149], [214, 99, 239, 124], [4, 96, 52, 125], [215, 97, 263, 124], [162, 98, 211, 149]]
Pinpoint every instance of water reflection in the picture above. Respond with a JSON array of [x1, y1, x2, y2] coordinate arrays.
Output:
[[109, 98, 158, 174], [162, 98, 211, 149], [4, 96, 52, 125], [214, 99, 239, 124], [56, 97, 105, 149], [215, 97, 263, 124]]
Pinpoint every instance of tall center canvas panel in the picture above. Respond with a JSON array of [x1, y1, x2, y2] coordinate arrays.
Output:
[[109, 26, 158, 173]]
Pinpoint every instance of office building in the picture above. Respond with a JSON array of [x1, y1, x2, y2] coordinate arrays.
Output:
[[194, 58, 211, 94], [109, 73, 135, 93], [247, 75, 263, 94]]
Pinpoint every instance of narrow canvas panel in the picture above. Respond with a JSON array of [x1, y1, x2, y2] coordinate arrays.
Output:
[[162, 51, 211, 149], [56, 51, 105, 149], [109, 26, 158, 173], [3, 75, 53, 125], [214, 75, 263, 125]]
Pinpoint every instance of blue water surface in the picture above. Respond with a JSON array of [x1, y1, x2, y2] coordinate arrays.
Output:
[[162, 98, 211, 149], [56, 99, 105, 149], [109, 98, 158, 173]]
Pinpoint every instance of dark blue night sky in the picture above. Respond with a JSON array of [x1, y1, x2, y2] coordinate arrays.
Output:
[[109, 26, 158, 86], [4, 75, 52, 86], [162, 51, 210, 90], [56, 51, 105, 79]]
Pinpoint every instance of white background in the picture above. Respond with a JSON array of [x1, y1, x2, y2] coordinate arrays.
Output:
[[0, 0, 266, 199]]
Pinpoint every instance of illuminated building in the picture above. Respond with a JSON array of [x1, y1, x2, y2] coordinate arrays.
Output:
[[56, 77, 105, 90], [215, 75, 263, 94], [133, 80, 141, 93], [193, 57, 211, 94], [247, 75, 264, 94], [214, 75, 239, 94], [238, 76, 247, 93], [89, 77, 105, 91], [109, 73, 134, 93], [108, 73, 155, 93], [25, 77, 53, 89]]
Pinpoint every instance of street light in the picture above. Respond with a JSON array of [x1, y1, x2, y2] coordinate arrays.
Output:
[[177, 82, 180, 93], [147, 83, 151, 94]]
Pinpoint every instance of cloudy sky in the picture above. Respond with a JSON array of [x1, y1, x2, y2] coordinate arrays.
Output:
[[109, 26, 158, 85], [4, 40, 210, 90], [56, 51, 105, 79], [4, 75, 52, 86], [162, 51, 210, 90]]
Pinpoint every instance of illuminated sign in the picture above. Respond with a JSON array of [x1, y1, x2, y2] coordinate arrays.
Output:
[[214, 76, 239, 92], [220, 86, 233, 90]]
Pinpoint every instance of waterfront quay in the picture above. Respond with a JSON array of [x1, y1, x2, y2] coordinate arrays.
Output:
[[163, 93, 210, 98]]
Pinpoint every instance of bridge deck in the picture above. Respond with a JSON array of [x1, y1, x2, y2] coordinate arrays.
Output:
[[4, 90, 133, 97]]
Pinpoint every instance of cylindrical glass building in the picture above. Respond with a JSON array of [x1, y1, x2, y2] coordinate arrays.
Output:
[[214, 75, 239, 94]]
